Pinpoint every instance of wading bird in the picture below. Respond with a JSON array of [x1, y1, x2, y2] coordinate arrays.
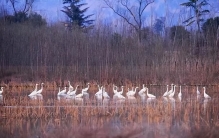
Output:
[[68, 85, 79, 96], [163, 85, 169, 97], [82, 83, 90, 92], [126, 87, 139, 96], [75, 90, 84, 98], [178, 85, 182, 98], [168, 85, 176, 98], [165, 84, 174, 97], [146, 88, 156, 98], [36, 83, 44, 94], [138, 84, 146, 96], [203, 87, 211, 99], [0, 87, 3, 95], [57, 87, 67, 95], [28, 84, 39, 96], [197, 86, 200, 95]]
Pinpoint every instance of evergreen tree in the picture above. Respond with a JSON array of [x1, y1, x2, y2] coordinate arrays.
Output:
[[180, 0, 209, 32], [61, 0, 94, 29]]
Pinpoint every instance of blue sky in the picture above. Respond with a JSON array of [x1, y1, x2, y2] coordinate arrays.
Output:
[[1, 0, 219, 26]]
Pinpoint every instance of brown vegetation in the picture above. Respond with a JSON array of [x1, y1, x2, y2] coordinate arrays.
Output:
[[0, 22, 219, 85]]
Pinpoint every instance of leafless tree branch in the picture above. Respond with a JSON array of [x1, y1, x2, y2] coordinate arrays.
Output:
[[103, 0, 154, 42], [103, 0, 139, 31], [120, 0, 140, 27], [8, 0, 35, 14]]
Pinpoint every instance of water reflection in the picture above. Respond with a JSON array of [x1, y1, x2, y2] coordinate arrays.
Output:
[[127, 96, 137, 103], [178, 96, 182, 102], [162, 97, 168, 104], [29, 94, 43, 100], [0, 95, 3, 104], [147, 97, 156, 104], [169, 97, 175, 110], [103, 99, 110, 106], [74, 98, 83, 105], [204, 98, 210, 113], [57, 94, 67, 100]]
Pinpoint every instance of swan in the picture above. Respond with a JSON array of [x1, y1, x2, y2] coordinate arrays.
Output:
[[57, 87, 67, 95], [138, 84, 146, 96], [165, 84, 174, 96], [82, 83, 90, 92], [168, 85, 176, 98], [114, 92, 125, 99], [163, 85, 169, 97], [75, 90, 84, 98], [36, 83, 44, 94], [97, 85, 101, 90], [203, 87, 211, 99], [95, 86, 103, 96], [28, 84, 39, 96], [103, 87, 110, 99], [0, 87, 3, 95], [178, 85, 182, 97], [68, 85, 79, 96], [113, 84, 118, 94], [146, 88, 156, 98], [126, 87, 138, 96], [117, 86, 124, 95], [196, 86, 200, 95], [68, 81, 73, 91]]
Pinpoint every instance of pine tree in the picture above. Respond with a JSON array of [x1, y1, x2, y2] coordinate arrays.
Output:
[[61, 0, 94, 29]]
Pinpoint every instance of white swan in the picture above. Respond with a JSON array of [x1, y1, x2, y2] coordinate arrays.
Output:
[[163, 85, 169, 97], [165, 84, 174, 96], [95, 86, 103, 96], [196, 86, 200, 95], [113, 84, 118, 94], [68, 81, 73, 91], [68, 85, 79, 96], [168, 85, 176, 98], [126, 87, 138, 96], [57, 87, 67, 95], [28, 84, 39, 96], [82, 83, 90, 92], [138, 84, 146, 96], [117, 86, 124, 95], [114, 92, 125, 99], [36, 83, 44, 94], [0, 87, 3, 95], [178, 85, 182, 97], [203, 87, 211, 99], [146, 88, 156, 98], [75, 90, 84, 98], [103, 87, 110, 99]]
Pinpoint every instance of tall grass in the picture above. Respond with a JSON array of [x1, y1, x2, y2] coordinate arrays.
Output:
[[0, 21, 218, 85]]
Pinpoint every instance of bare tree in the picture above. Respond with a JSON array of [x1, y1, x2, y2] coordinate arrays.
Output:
[[7, 0, 35, 14], [103, 0, 155, 42]]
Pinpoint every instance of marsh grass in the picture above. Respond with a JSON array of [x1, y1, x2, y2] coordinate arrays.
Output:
[[0, 23, 219, 85]]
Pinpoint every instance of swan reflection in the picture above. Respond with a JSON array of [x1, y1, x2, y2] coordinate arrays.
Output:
[[0, 95, 3, 104], [29, 94, 43, 100]]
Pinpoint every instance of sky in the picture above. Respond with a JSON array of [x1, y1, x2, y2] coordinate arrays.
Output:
[[1, 0, 219, 26]]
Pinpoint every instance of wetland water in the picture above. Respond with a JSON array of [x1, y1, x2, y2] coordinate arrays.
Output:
[[0, 85, 219, 137]]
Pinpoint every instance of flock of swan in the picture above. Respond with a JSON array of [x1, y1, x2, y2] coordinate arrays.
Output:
[[0, 81, 212, 102], [26, 81, 212, 100]]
